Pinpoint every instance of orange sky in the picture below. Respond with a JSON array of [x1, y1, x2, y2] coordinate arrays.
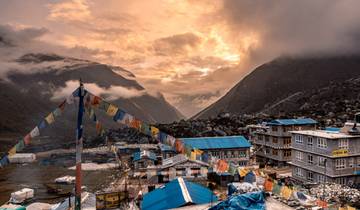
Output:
[[1, 0, 359, 117]]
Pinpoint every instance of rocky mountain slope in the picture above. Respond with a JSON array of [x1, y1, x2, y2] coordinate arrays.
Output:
[[194, 55, 360, 120], [0, 53, 183, 139]]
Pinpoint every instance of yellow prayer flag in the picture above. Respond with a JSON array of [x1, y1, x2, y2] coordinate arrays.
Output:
[[45, 113, 55, 124], [238, 168, 249, 177], [338, 207, 346, 210], [190, 151, 196, 160], [151, 126, 159, 136], [194, 149, 203, 155], [8, 146, 16, 156], [281, 186, 292, 200], [106, 104, 118, 117]]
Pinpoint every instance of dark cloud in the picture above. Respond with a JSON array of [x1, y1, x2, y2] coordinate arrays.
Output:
[[221, 0, 360, 60], [0, 24, 48, 46], [152, 32, 202, 56]]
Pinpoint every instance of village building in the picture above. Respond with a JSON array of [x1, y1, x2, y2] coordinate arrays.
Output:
[[132, 150, 157, 169], [180, 136, 251, 166], [253, 118, 317, 167], [146, 154, 209, 183], [290, 123, 360, 185], [159, 144, 177, 160]]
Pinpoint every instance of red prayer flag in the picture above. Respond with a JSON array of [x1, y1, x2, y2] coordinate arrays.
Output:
[[24, 134, 31, 145]]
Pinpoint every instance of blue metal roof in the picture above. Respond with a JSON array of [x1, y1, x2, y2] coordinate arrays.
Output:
[[325, 127, 341, 132], [180, 136, 251, 150], [266, 118, 317, 126], [133, 151, 157, 162], [142, 177, 218, 210]]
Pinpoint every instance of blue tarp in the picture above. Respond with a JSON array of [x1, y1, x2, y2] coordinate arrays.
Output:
[[209, 191, 266, 210], [142, 177, 218, 210]]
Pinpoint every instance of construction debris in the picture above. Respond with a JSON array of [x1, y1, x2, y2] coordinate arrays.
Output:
[[309, 183, 360, 203]]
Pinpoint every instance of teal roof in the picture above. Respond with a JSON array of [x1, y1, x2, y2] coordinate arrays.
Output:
[[142, 177, 217, 210], [181, 136, 251, 150], [267, 118, 317, 126]]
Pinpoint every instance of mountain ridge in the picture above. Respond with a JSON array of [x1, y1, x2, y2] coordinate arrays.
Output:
[[193, 55, 360, 119]]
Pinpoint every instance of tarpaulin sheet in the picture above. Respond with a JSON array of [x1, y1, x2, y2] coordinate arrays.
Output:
[[209, 191, 265, 210]]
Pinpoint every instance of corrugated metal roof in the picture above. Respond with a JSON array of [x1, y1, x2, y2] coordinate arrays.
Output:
[[142, 177, 218, 210], [180, 136, 251, 150], [266, 118, 317, 126], [133, 150, 157, 162], [325, 127, 341, 132]]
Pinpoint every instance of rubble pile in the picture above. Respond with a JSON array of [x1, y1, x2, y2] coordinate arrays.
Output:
[[310, 183, 360, 203]]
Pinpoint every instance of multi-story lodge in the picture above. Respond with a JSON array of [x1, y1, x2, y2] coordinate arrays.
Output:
[[181, 136, 251, 166], [290, 123, 360, 185], [253, 118, 317, 166]]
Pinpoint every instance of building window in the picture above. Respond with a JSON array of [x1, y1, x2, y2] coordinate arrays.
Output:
[[335, 158, 346, 170], [283, 138, 291, 145], [272, 137, 278, 144], [295, 151, 303, 161], [308, 155, 314, 164], [317, 138, 327, 149], [338, 139, 349, 149], [357, 157, 360, 167], [307, 137, 313, 146], [295, 135, 303, 144], [349, 158, 354, 168], [318, 157, 326, 167], [265, 136, 269, 142], [307, 171, 314, 182], [283, 150, 291, 157], [295, 167, 304, 177], [239, 151, 246, 158], [265, 148, 270, 155], [239, 161, 247, 166], [272, 149, 278, 156], [272, 126, 278, 132], [318, 175, 326, 183], [336, 177, 346, 185]]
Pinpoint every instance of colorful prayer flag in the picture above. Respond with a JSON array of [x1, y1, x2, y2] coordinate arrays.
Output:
[[99, 100, 110, 112], [91, 95, 102, 106], [175, 139, 184, 153], [24, 134, 31, 145], [150, 126, 159, 137], [38, 120, 47, 129], [264, 179, 274, 192], [53, 108, 62, 117], [30, 126, 40, 138], [130, 119, 141, 129], [281, 186, 292, 200], [238, 168, 249, 177], [45, 113, 55, 124], [96, 121, 102, 135], [106, 104, 118, 117], [8, 146, 16, 156], [0, 156, 10, 168], [15, 140, 25, 152]]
